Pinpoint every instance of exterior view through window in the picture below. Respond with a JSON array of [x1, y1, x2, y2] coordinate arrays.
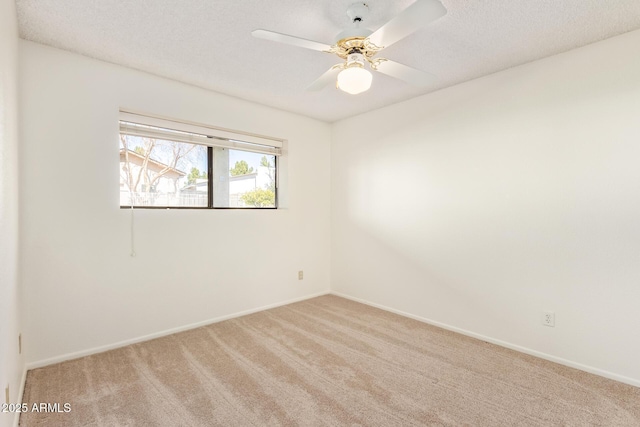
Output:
[[119, 136, 208, 207], [119, 112, 280, 209]]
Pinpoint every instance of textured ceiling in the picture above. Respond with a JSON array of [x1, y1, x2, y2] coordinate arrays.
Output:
[[16, 0, 640, 122]]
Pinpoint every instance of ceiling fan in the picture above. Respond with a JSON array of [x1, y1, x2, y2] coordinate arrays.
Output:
[[252, 0, 446, 95]]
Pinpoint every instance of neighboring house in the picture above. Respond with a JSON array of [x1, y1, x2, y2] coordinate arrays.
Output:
[[180, 179, 208, 194], [180, 178, 209, 206], [229, 172, 258, 207], [119, 148, 187, 206]]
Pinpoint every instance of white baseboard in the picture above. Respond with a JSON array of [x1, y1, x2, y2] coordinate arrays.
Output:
[[13, 366, 27, 427], [330, 291, 640, 389], [26, 291, 330, 370]]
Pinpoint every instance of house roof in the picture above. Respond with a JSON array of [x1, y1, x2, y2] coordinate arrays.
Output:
[[229, 172, 258, 182], [119, 149, 186, 180]]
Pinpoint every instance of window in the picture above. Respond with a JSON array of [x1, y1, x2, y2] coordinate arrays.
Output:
[[119, 111, 282, 209]]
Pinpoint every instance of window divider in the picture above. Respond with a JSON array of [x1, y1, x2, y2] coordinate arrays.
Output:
[[207, 147, 213, 209]]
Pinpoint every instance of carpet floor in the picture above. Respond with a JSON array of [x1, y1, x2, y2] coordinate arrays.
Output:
[[21, 295, 640, 426]]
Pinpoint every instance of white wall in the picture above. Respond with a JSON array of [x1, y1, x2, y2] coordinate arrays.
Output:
[[0, 0, 23, 426], [20, 41, 331, 365], [332, 29, 640, 385]]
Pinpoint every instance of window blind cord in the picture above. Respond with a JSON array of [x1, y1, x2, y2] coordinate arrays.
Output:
[[130, 204, 136, 257]]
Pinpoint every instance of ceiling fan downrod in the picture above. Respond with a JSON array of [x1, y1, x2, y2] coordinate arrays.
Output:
[[347, 3, 370, 25]]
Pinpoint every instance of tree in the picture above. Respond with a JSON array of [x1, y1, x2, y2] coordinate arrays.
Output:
[[240, 188, 275, 207], [187, 167, 207, 185], [230, 160, 254, 176], [120, 135, 200, 204]]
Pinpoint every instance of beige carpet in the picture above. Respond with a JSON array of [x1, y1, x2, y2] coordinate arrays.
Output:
[[21, 295, 640, 426]]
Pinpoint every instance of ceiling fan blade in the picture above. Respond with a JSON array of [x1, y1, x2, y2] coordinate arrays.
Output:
[[367, 0, 446, 49], [307, 66, 342, 91], [374, 60, 435, 87], [252, 29, 332, 52]]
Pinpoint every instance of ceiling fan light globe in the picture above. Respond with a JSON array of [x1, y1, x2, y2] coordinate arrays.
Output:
[[337, 67, 372, 95]]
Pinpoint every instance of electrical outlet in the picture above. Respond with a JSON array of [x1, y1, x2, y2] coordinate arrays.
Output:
[[542, 311, 555, 327], [298, 270, 304, 280], [5, 385, 9, 405]]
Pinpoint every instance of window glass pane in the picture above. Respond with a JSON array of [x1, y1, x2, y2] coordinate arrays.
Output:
[[119, 134, 208, 207], [219, 149, 277, 208]]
